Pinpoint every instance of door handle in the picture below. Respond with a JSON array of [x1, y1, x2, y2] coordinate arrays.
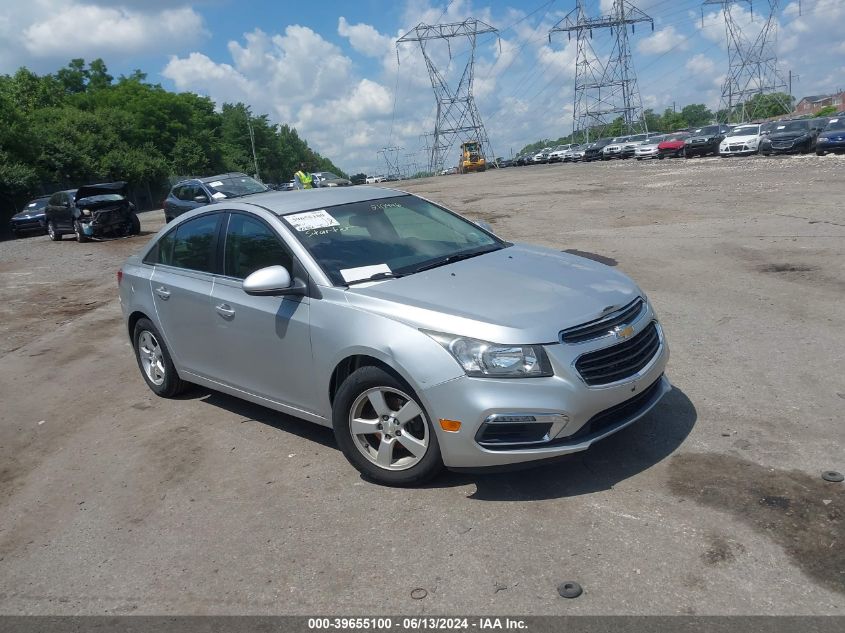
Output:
[[215, 303, 235, 318], [154, 286, 171, 300]]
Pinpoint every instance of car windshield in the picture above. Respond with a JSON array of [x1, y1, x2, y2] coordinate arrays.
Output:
[[77, 193, 125, 204], [317, 172, 341, 180], [643, 136, 664, 144], [695, 125, 720, 135], [204, 175, 268, 198], [665, 134, 689, 141], [727, 125, 760, 137], [823, 118, 845, 132], [24, 199, 49, 210], [282, 195, 506, 285], [776, 120, 809, 132], [627, 134, 647, 142]]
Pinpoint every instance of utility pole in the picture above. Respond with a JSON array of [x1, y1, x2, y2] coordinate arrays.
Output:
[[550, 1, 653, 142], [397, 19, 499, 174], [245, 110, 260, 181], [703, 1, 790, 122], [788, 70, 799, 111]]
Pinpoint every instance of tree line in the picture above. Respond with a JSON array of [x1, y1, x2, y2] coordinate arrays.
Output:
[[0, 58, 346, 216], [518, 93, 795, 155]]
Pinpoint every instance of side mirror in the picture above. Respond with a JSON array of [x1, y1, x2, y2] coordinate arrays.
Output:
[[194, 195, 209, 203], [476, 220, 494, 233], [243, 265, 306, 296]]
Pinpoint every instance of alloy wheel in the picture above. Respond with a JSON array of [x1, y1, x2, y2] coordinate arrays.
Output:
[[138, 330, 166, 386], [348, 387, 429, 471]]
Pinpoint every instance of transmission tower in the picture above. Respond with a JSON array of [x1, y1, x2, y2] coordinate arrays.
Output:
[[550, 1, 653, 142], [703, 1, 790, 122], [377, 146, 403, 178], [397, 19, 498, 173]]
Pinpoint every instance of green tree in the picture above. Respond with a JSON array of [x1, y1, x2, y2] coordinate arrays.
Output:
[[680, 104, 714, 127]]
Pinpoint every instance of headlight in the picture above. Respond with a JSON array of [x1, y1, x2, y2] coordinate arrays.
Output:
[[423, 331, 553, 378], [82, 208, 92, 216], [818, 137, 829, 142]]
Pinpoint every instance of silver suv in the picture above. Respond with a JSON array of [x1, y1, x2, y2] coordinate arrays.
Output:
[[119, 187, 670, 485]]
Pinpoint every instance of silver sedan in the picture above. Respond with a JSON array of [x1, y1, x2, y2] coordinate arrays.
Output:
[[119, 187, 670, 485]]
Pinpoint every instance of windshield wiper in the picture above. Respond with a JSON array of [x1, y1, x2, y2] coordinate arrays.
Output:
[[345, 271, 405, 285], [409, 245, 502, 274]]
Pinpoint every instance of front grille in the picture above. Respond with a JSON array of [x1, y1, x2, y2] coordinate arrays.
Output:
[[574, 321, 660, 386], [772, 141, 794, 149], [561, 298, 644, 344]]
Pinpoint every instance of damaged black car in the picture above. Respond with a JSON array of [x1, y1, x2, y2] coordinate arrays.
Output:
[[45, 182, 141, 243]]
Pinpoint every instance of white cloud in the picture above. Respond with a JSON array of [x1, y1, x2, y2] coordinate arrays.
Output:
[[637, 26, 687, 55], [338, 17, 394, 58], [686, 53, 716, 76], [23, 2, 206, 59], [0, 0, 206, 73]]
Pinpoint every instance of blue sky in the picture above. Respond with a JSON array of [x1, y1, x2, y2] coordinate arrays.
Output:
[[1, 0, 842, 175]]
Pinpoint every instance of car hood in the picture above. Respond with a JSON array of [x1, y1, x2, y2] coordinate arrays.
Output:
[[75, 181, 127, 203], [13, 209, 45, 219], [344, 244, 641, 344], [769, 131, 809, 140], [658, 140, 685, 149], [723, 134, 759, 143]]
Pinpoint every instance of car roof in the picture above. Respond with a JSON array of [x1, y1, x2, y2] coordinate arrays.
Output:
[[246, 186, 406, 216]]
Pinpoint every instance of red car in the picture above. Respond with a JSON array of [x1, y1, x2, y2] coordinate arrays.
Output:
[[657, 132, 690, 159]]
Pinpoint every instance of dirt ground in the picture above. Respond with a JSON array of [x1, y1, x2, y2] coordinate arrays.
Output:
[[0, 154, 843, 615]]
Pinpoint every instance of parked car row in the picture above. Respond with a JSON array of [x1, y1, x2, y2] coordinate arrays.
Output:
[[499, 116, 843, 171]]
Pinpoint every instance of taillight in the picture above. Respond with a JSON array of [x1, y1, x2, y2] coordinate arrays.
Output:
[[117, 269, 123, 285]]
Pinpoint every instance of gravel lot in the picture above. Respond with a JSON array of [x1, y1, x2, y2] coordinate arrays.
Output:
[[1, 154, 843, 615]]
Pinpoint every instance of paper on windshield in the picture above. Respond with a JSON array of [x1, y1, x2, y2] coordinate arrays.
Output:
[[211, 192, 227, 199], [27, 203, 36, 207], [340, 264, 391, 283], [208, 180, 224, 187], [286, 209, 340, 232]]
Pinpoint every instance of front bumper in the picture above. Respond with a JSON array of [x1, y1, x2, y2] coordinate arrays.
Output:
[[816, 139, 845, 153], [419, 319, 670, 468], [720, 143, 758, 155], [635, 149, 658, 159], [10, 217, 46, 233]]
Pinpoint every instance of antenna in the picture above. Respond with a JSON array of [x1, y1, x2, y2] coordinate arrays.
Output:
[[397, 19, 499, 174]]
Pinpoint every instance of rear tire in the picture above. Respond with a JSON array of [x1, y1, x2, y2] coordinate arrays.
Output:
[[130, 213, 141, 235], [47, 221, 62, 241], [332, 366, 443, 486], [132, 318, 188, 398]]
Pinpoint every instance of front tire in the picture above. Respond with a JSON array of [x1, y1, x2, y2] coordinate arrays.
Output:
[[332, 366, 443, 486], [47, 221, 62, 241], [74, 221, 89, 243], [129, 213, 141, 235], [132, 318, 188, 398]]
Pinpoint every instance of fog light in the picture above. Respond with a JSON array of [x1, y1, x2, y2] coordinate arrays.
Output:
[[439, 419, 462, 432]]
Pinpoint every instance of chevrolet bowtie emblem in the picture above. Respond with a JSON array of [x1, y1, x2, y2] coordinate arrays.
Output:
[[612, 324, 635, 340]]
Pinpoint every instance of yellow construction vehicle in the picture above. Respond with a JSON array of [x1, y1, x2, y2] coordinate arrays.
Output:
[[457, 141, 486, 173]]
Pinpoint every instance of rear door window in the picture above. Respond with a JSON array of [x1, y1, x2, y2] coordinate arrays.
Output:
[[168, 214, 221, 273]]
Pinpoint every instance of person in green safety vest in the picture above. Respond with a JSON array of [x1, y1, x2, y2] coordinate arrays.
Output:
[[294, 163, 315, 189]]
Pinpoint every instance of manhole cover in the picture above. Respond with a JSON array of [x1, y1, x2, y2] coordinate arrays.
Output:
[[557, 581, 583, 598]]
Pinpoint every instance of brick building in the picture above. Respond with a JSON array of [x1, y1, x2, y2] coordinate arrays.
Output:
[[794, 91, 845, 115]]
